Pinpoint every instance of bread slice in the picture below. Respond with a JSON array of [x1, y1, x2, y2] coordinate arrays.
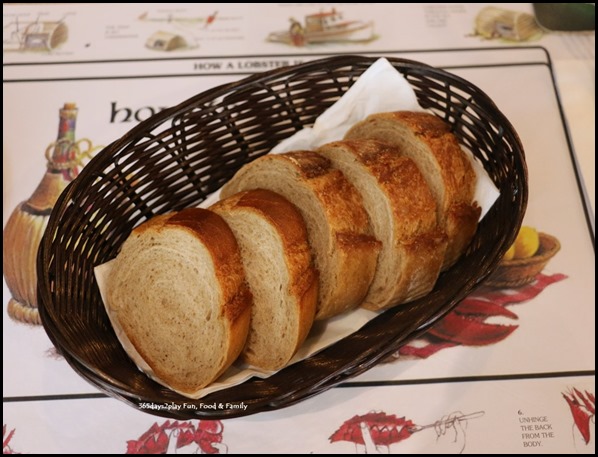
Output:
[[106, 208, 252, 396], [317, 140, 447, 310], [211, 189, 318, 371], [221, 151, 381, 320], [345, 111, 481, 268]]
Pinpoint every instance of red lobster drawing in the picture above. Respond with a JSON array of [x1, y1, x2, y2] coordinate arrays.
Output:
[[563, 388, 595, 446], [330, 412, 414, 449], [126, 420, 226, 454], [399, 273, 567, 359], [330, 411, 483, 453], [3, 425, 19, 454]]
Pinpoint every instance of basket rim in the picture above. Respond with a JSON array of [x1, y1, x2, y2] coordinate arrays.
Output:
[[66, 54, 515, 176]]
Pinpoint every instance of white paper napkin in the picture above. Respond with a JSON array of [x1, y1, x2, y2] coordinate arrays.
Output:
[[271, 57, 423, 152]]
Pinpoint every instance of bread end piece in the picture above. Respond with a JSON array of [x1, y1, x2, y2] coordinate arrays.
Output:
[[106, 208, 252, 396]]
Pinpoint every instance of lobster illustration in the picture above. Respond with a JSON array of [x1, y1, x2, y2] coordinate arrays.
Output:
[[399, 273, 567, 359], [126, 420, 227, 454], [563, 388, 595, 446], [331, 410, 484, 453], [3, 425, 19, 454]]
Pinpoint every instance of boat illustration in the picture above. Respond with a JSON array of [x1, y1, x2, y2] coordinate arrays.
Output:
[[267, 9, 375, 46]]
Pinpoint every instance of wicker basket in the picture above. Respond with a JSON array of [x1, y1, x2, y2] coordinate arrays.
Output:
[[37, 55, 527, 419], [485, 232, 560, 288]]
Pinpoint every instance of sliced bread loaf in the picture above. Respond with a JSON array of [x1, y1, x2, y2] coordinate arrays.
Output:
[[317, 140, 447, 310], [345, 111, 480, 268], [211, 189, 318, 371], [221, 151, 381, 320], [106, 207, 252, 396]]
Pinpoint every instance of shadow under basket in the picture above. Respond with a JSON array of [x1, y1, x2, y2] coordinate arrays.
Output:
[[37, 55, 528, 419]]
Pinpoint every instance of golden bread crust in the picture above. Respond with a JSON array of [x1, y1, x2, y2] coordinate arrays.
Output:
[[345, 111, 479, 268], [221, 152, 381, 319], [212, 189, 318, 368]]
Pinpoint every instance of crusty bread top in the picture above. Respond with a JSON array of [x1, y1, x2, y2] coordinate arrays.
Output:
[[221, 151, 381, 319], [282, 151, 373, 233], [319, 139, 439, 237], [106, 208, 252, 395], [345, 111, 480, 267], [212, 189, 318, 370], [345, 111, 476, 216], [166, 208, 250, 323], [214, 189, 317, 311], [317, 139, 447, 309]]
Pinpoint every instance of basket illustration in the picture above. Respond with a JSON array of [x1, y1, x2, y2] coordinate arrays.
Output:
[[485, 232, 561, 288], [37, 55, 527, 419]]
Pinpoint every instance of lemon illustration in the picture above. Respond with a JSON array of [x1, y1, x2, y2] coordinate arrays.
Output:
[[514, 226, 540, 259], [503, 243, 516, 261]]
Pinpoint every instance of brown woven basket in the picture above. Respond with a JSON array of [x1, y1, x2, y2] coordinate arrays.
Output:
[[485, 232, 561, 288], [37, 55, 527, 420]]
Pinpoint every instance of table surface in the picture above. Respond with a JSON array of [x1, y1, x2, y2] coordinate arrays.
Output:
[[3, 3, 594, 454]]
